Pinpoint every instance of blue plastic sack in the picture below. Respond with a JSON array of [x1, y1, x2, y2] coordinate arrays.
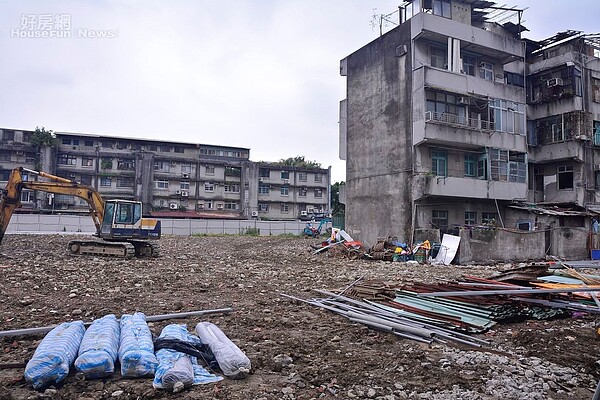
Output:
[[153, 324, 222, 391], [74, 314, 120, 378], [118, 312, 157, 377], [24, 321, 85, 389]]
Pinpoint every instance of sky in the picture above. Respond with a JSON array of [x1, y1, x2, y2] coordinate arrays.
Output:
[[0, 1, 598, 183]]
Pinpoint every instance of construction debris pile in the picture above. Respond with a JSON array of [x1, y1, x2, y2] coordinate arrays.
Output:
[[312, 231, 461, 266], [286, 262, 600, 347]]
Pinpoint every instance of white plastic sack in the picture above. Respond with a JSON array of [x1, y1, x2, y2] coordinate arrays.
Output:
[[24, 321, 85, 389], [118, 312, 158, 377], [195, 322, 251, 379], [153, 324, 194, 390], [74, 314, 120, 378]]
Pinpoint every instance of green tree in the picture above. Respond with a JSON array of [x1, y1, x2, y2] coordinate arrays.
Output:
[[331, 181, 345, 215], [31, 126, 56, 170], [275, 156, 322, 170]]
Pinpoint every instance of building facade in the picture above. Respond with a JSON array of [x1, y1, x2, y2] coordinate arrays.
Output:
[[0, 129, 331, 220], [340, 0, 600, 245]]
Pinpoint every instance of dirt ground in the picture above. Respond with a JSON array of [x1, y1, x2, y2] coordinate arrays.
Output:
[[1, 234, 599, 400]]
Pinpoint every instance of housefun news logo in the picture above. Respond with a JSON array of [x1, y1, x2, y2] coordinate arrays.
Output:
[[10, 14, 118, 39]]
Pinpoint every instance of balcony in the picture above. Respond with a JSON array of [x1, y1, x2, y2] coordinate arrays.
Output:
[[410, 13, 523, 62], [414, 112, 527, 151], [424, 176, 527, 201]]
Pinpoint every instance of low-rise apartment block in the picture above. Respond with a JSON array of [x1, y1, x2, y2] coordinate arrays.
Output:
[[0, 129, 331, 221]]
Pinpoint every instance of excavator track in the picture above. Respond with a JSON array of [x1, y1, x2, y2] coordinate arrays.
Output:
[[129, 240, 161, 258], [67, 240, 136, 258]]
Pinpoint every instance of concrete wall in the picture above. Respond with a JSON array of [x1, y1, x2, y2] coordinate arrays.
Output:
[[4, 214, 317, 236], [459, 228, 546, 264], [344, 21, 413, 245], [551, 227, 589, 260]]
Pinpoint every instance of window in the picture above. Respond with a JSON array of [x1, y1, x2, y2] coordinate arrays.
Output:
[[82, 157, 93, 167], [299, 172, 307, 182], [465, 211, 477, 225], [174, 147, 184, 153], [0, 170, 10, 180], [180, 181, 190, 190], [22, 132, 32, 142], [281, 186, 289, 196], [224, 184, 240, 193], [117, 158, 135, 170], [224, 202, 238, 210], [464, 154, 476, 177], [2, 131, 15, 140], [593, 78, 600, 103], [431, 46, 447, 69], [489, 99, 525, 134], [258, 203, 269, 212], [431, 149, 447, 176], [482, 212, 499, 225], [116, 203, 134, 224], [280, 171, 290, 180], [574, 67, 582, 96], [489, 149, 508, 181], [0, 151, 10, 162], [147, 145, 157, 151], [131, 143, 141, 150], [84, 140, 94, 147], [58, 154, 77, 165], [100, 176, 112, 187], [259, 168, 270, 178], [299, 187, 307, 197], [534, 166, 544, 191], [80, 175, 93, 185], [117, 177, 134, 188], [181, 163, 192, 174], [20, 191, 32, 202], [160, 146, 171, 152], [62, 138, 71, 145], [594, 121, 600, 146], [205, 165, 215, 174], [432, 0, 451, 18], [505, 72, 525, 88], [314, 188, 322, 198], [154, 161, 170, 172], [281, 203, 289, 213], [432, 210, 448, 228], [479, 62, 494, 81], [155, 180, 169, 189], [462, 55, 476, 76], [557, 165, 573, 190], [425, 91, 467, 123], [116, 141, 127, 150], [259, 184, 269, 195], [101, 141, 112, 148], [204, 182, 214, 192], [314, 174, 323, 183]]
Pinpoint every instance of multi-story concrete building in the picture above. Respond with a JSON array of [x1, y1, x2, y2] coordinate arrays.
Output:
[[525, 31, 600, 212], [0, 129, 331, 220], [340, 0, 529, 244]]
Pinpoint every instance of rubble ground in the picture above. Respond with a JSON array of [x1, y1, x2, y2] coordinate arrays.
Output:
[[0, 234, 599, 399]]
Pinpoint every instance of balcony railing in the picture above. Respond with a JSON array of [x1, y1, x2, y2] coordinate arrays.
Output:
[[425, 111, 495, 131]]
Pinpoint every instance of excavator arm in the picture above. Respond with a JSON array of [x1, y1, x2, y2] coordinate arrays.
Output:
[[0, 167, 105, 244]]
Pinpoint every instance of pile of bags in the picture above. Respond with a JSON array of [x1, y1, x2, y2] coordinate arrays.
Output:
[[23, 313, 251, 392]]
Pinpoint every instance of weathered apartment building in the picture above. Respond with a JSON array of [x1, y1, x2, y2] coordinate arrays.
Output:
[[0, 130, 331, 220], [339, 0, 600, 247]]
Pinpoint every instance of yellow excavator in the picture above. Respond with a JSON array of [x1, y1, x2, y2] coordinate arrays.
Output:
[[0, 167, 161, 258]]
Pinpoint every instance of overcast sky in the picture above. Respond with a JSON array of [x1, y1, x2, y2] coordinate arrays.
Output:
[[0, 1, 598, 183]]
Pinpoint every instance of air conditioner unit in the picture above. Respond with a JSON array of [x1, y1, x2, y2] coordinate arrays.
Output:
[[307, 207, 314, 213], [283, 179, 289, 184], [259, 177, 264, 182], [458, 96, 469, 105], [182, 173, 190, 179], [547, 77, 563, 87], [217, 204, 224, 209], [594, 164, 600, 171], [15, 150, 24, 156], [181, 190, 189, 197], [251, 210, 259, 217], [169, 203, 178, 210], [176, 189, 181, 195], [300, 211, 308, 216]]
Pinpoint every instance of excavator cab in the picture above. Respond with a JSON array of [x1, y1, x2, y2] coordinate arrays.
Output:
[[99, 200, 160, 240]]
